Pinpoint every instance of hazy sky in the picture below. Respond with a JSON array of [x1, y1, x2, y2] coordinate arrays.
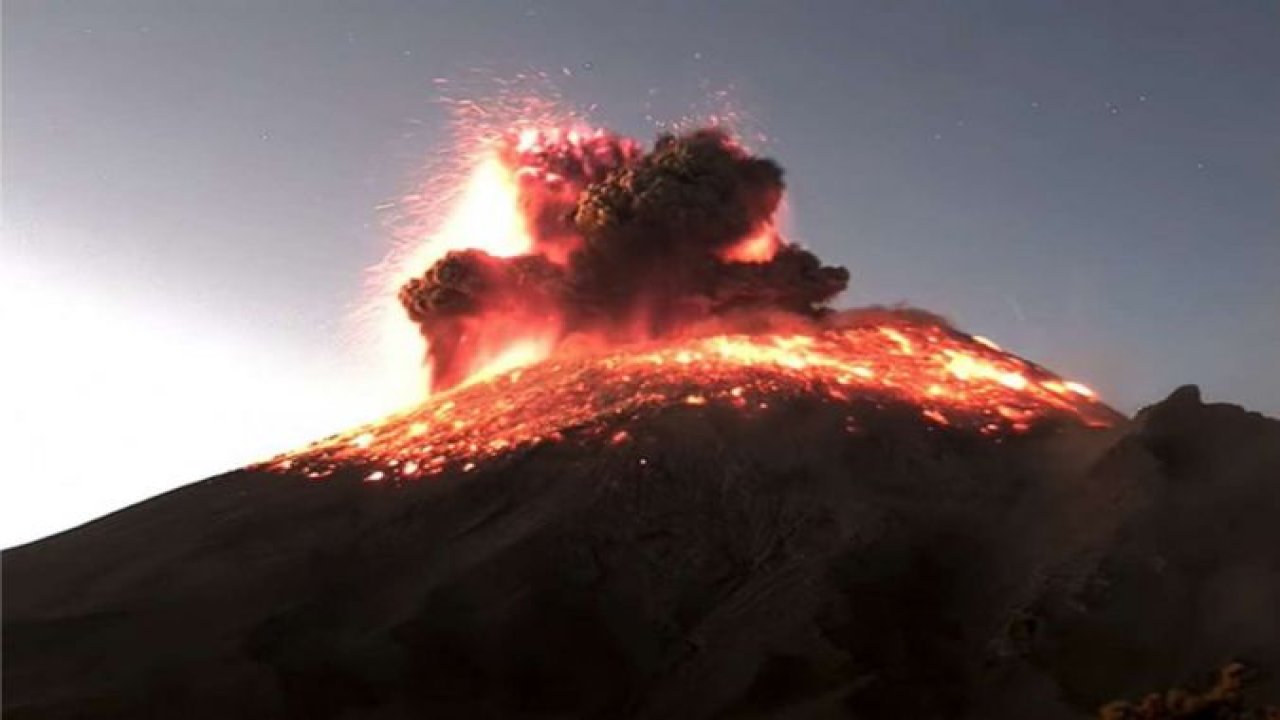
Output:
[[3, 1, 1278, 546]]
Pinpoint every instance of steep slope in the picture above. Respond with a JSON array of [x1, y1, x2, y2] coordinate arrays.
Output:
[[4, 383, 1277, 719]]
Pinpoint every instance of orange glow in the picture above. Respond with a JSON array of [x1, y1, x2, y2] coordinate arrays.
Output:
[[437, 156, 534, 258], [365, 148, 540, 407], [265, 319, 1118, 482], [720, 223, 780, 263], [368, 113, 647, 399], [460, 331, 560, 387]]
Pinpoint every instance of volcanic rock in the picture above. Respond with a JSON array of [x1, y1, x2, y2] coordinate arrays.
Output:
[[4, 385, 1278, 719]]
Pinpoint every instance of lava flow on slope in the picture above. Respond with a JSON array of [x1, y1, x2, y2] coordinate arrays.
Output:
[[268, 108, 1119, 481], [267, 313, 1117, 482]]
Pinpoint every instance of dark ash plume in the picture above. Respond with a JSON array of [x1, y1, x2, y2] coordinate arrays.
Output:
[[400, 127, 850, 390]]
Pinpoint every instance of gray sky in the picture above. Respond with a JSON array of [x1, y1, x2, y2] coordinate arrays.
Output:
[[3, 1, 1278, 545]]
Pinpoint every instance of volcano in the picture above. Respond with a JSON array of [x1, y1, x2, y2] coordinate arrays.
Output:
[[267, 309, 1117, 484], [5, 359, 1279, 718], [7, 116, 1279, 718]]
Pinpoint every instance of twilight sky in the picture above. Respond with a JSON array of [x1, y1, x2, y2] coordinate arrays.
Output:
[[3, 0, 1278, 547]]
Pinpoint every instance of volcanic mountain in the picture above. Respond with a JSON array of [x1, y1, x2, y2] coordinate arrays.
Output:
[[7, 120, 1278, 718], [4, 317, 1279, 719]]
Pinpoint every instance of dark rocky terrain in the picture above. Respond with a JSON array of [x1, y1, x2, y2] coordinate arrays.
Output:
[[4, 384, 1278, 718]]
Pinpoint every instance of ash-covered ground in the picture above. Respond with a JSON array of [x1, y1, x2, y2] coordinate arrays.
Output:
[[4, 383, 1278, 719]]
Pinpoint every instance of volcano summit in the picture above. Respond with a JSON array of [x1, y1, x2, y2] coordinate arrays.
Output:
[[5, 121, 1278, 719], [271, 308, 1117, 484]]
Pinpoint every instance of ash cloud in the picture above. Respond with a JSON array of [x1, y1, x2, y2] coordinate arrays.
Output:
[[399, 128, 850, 390]]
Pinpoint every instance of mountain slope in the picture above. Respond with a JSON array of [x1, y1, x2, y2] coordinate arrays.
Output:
[[4, 385, 1278, 719]]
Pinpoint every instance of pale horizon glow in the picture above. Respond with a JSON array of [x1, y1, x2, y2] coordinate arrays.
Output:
[[0, 254, 399, 548]]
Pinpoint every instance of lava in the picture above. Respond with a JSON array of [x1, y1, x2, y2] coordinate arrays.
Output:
[[266, 314, 1117, 482]]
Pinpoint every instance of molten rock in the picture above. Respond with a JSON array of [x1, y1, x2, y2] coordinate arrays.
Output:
[[269, 308, 1118, 481]]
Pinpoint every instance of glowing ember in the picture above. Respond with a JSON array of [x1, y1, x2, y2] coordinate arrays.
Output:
[[720, 223, 781, 263], [265, 317, 1117, 481], [460, 332, 559, 387]]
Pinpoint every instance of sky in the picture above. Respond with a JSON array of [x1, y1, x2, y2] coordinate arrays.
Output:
[[3, 0, 1278, 547]]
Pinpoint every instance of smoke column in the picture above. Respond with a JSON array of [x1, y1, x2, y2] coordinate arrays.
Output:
[[397, 126, 849, 391]]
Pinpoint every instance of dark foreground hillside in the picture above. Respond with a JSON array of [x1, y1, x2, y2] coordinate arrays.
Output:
[[4, 385, 1278, 718]]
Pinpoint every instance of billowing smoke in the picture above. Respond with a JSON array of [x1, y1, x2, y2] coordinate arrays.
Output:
[[398, 127, 850, 391]]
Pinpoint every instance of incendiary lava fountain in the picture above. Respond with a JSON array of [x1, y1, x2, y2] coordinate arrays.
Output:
[[271, 102, 1117, 480]]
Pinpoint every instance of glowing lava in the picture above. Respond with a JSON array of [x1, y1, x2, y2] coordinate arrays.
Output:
[[266, 316, 1117, 482], [720, 222, 782, 263]]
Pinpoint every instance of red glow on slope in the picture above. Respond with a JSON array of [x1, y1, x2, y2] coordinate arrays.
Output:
[[267, 317, 1117, 481], [720, 223, 781, 263]]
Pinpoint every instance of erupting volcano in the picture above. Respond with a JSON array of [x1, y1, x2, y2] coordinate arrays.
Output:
[[272, 313, 1116, 483], [289, 116, 1117, 481], [8, 105, 1280, 720]]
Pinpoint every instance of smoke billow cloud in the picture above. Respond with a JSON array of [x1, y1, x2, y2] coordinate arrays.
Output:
[[399, 127, 850, 390]]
